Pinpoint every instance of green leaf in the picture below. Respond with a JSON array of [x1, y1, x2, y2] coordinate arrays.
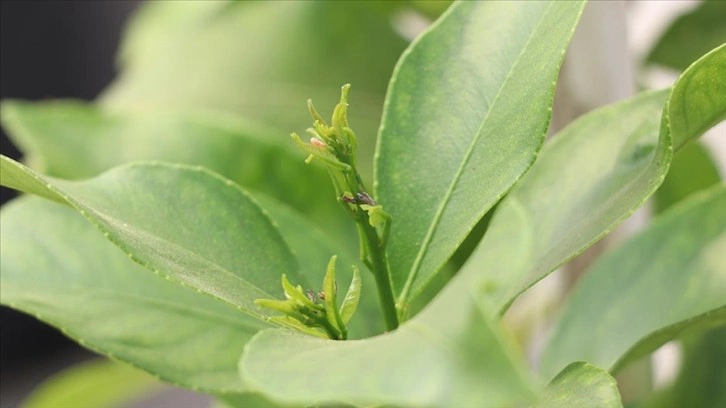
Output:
[[646, 1, 726, 72], [540, 185, 726, 378], [339, 266, 362, 324], [667, 43, 726, 151], [253, 195, 382, 338], [464, 43, 726, 316], [1, 197, 266, 392], [654, 141, 721, 214], [101, 1, 410, 177], [0, 100, 354, 246], [0, 156, 300, 319], [239, 203, 536, 407], [532, 362, 622, 408], [462, 89, 672, 315], [638, 327, 726, 408], [21, 359, 160, 408], [375, 0, 586, 305], [322, 256, 346, 336]]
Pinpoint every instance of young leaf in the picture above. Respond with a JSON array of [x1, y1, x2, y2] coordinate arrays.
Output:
[[21, 359, 161, 408], [0, 156, 300, 319], [339, 266, 362, 325], [1, 198, 266, 393], [668, 43, 726, 151], [375, 0, 586, 305], [0, 100, 354, 247], [253, 195, 382, 338], [539, 185, 726, 378], [239, 201, 537, 407], [532, 362, 622, 408], [322, 256, 346, 338]]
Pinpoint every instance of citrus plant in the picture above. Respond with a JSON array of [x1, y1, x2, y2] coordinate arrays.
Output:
[[1, 1, 724, 407]]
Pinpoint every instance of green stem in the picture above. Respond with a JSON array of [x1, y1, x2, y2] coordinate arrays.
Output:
[[359, 214, 399, 331], [343, 171, 399, 331]]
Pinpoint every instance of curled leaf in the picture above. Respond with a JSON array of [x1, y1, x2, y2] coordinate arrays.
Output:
[[323, 256, 346, 338], [339, 266, 362, 325]]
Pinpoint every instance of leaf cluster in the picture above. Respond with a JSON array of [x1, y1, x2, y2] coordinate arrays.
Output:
[[1, 1, 724, 407]]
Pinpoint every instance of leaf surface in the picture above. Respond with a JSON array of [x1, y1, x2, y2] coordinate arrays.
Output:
[[667, 44, 726, 151], [0, 156, 299, 318], [462, 89, 671, 314], [0, 100, 354, 245], [463, 44, 726, 316], [239, 204, 536, 407], [532, 362, 622, 408], [1, 198, 266, 392], [375, 0, 586, 304], [539, 186, 726, 378]]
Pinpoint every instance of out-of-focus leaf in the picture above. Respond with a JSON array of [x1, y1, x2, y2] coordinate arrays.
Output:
[[102, 1, 410, 177], [375, 0, 586, 307], [1, 197, 266, 392], [22, 359, 160, 408], [639, 327, 726, 408], [646, 1, 726, 72], [540, 186, 726, 378], [654, 141, 721, 214], [0, 157, 300, 319], [0, 100, 354, 246], [531, 362, 622, 408]]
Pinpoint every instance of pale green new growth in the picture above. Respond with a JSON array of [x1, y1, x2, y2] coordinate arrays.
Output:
[[290, 85, 399, 331], [255, 256, 361, 340]]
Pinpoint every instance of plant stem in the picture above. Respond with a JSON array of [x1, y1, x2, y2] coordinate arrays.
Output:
[[342, 172, 399, 331], [357, 218, 399, 331]]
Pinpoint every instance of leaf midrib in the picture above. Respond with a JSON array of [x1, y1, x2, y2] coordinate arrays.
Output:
[[397, 1, 555, 304]]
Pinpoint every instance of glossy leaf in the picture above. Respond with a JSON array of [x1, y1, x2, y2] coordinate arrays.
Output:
[[375, 0, 586, 305], [540, 186, 726, 378], [646, 1, 726, 72], [0, 100, 354, 245], [22, 359, 160, 408], [532, 362, 622, 408], [0, 156, 300, 318], [653, 141, 721, 214], [1, 198, 266, 392], [239, 200, 536, 407], [667, 43, 726, 151]]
